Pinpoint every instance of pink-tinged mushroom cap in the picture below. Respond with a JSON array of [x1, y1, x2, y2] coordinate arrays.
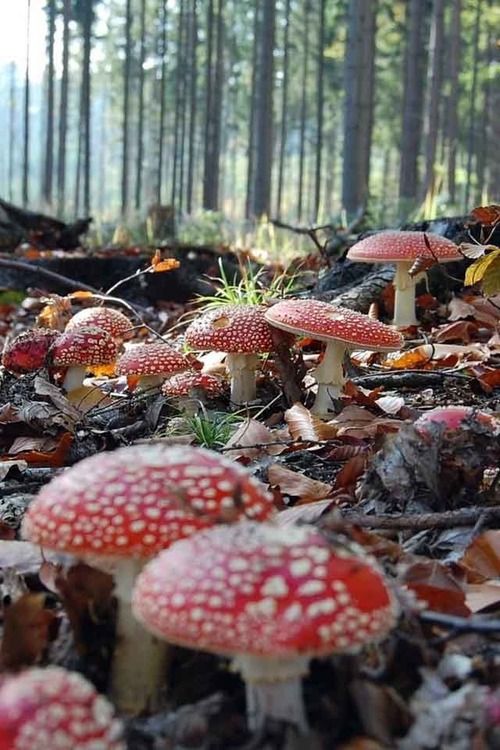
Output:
[[133, 522, 397, 659], [66, 307, 133, 340], [51, 326, 118, 367], [265, 299, 403, 351], [185, 305, 275, 353], [414, 406, 499, 435], [1, 328, 60, 374], [116, 342, 190, 377], [347, 231, 462, 263], [23, 445, 274, 559], [161, 371, 225, 398], [0, 667, 124, 750]]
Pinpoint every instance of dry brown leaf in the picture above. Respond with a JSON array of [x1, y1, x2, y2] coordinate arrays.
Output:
[[434, 320, 479, 343], [0, 459, 28, 481], [375, 395, 405, 415], [382, 343, 489, 370], [0, 432, 73, 468], [402, 560, 470, 617], [459, 242, 490, 260], [448, 295, 499, 327], [223, 419, 286, 459], [284, 402, 337, 441], [37, 294, 72, 330], [333, 453, 369, 491], [471, 204, 500, 225], [268, 463, 333, 503], [67, 290, 95, 300], [0, 593, 56, 670], [465, 582, 500, 613], [8, 436, 58, 455], [275, 498, 334, 526], [461, 531, 500, 581]]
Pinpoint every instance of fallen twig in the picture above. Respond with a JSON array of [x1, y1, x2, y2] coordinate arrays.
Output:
[[325, 506, 500, 531], [352, 370, 470, 388], [419, 610, 500, 634]]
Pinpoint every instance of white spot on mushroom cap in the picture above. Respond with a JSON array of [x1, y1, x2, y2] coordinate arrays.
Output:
[[51, 326, 118, 367], [346, 230, 461, 263], [116, 343, 190, 376], [66, 307, 133, 340], [185, 304, 275, 354]]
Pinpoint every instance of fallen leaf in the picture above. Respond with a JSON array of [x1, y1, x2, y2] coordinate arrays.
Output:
[[471, 204, 500, 225], [284, 402, 337, 441], [333, 453, 369, 491], [461, 531, 500, 581], [465, 249, 500, 295], [67, 290, 96, 300], [465, 581, 500, 613], [223, 419, 286, 459], [375, 395, 405, 415], [0, 459, 28, 481], [448, 295, 499, 327], [434, 320, 478, 343], [0, 432, 73, 468], [382, 343, 489, 370], [402, 560, 470, 617], [0, 593, 56, 670], [267, 464, 333, 503], [8, 436, 58, 455], [276, 499, 334, 526], [459, 242, 490, 260]]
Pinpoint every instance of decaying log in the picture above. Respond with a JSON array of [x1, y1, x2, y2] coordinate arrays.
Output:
[[0, 198, 91, 251]]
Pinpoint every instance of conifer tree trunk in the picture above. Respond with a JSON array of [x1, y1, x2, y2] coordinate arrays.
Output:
[[245, 0, 260, 218], [464, 0, 482, 209], [202, 0, 224, 210], [297, 0, 310, 221], [8, 63, 16, 203], [81, 1, 93, 214], [43, 0, 56, 207], [57, 0, 70, 215], [421, 0, 445, 204], [121, 0, 132, 216], [135, 0, 146, 211], [186, 0, 198, 213], [276, 0, 291, 218], [171, 0, 186, 211], [23, 0, 31, 207], [157, 1, 168, 204], [314, 0, 326, 221], [399, 0, 429, 209], [446, 0, 461, 204]]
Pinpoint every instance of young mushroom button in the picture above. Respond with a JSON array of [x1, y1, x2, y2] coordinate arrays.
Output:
[[117, 342, 191, 390], [66, 306, 133, 342], [132, 522, 398, 734], [0, 666, 124, 750], [161, 371, 225, 413], [265, 299, 403, 416], [22, 444, 274, 714], [185, 304, 274, 405], [51, 325, 118, 391], [347, 231, 462, 328]]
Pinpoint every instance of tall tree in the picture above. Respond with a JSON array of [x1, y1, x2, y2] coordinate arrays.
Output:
[[8, 63, 16, 202], [121, 0, 132, 216], [43, 0, 56, 207], [464, 0, 482, 208], [157, 1, 168, 204], [245, 0, 260, 218], [297, 0, 311, 220], [202, 0, 224, 210], [57, 0, 70, 215], [445, 0, 461, 204], [399, 0, 429, 209], [171, 0, 186, 210], [314, 0, 326, 221], [135, 0, 146, 211], [276, 0, 291, 217], [22, 0, 31, 207], [421, 0, 445, 203], [248, 0, 275, 217], [342, 0, 378, 216], [186, 0, 198, 213], [76, 0, 95, 214]]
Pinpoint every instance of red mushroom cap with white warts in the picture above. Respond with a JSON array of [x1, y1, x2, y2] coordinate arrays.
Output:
[[23, 445, 275, 558], [51, 326, 118, 367], [185, 305, 275, 353], [1, 328, 60, 373], [66, 307, 133, 340], [161, 371, 225, 398], [132, 522, 398, 659], [116, 342, 190, 377], [0, 666, 124, 750], [346, 231, 462, 263], [265, 299, 403, 351], [414, 406, 499, 435]]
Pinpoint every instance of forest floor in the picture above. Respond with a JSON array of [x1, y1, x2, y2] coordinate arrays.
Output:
[[0, 216, 499, 749]]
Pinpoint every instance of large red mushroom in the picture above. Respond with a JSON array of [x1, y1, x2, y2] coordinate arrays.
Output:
[[133, 522, 397, 733], [51, 326, 118, 391], [65, 307, 133, 342]]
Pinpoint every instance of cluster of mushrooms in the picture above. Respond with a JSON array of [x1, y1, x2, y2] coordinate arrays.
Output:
[[0, 230, 478, 747]]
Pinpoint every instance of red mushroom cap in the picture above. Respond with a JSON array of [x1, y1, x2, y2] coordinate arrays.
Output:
[[132, 522, 397, 658], [51, 326, 118, 367], [265, 299, 403, 351], [1, 329, 60, 374], [23, 445, 275, 559], [347, 231, 462, 264], [414, 406, 499, 435], [116, 343, 190, 377], [0, 667, 124, 750], [66, 307, 133, 340], [185, 305, 275, 354], [161, 371, 225, 398]]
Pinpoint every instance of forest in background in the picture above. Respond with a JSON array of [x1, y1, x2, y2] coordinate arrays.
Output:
[[0, 0, 498, 233]]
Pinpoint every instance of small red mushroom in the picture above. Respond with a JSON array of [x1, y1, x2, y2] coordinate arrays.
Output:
[[265, 299, 403, 416], [0, 666, 124, 750], [65, 307, 133, 342], [132, 522, 397, 733], [1, 328, 60, 374], [23, 444, 274, 714], [414, 406, 499, 435], [185, 305, 275, 405], [51, 326, 118, 391], [161, 371, 225, 413], [347, 231, 462, 328], [117, 342, 190, 391]]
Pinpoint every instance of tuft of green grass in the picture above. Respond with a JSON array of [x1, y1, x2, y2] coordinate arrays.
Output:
[[160, 409, 244, 450]]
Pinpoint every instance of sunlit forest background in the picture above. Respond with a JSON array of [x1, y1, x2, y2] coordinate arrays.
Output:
[[0, 0, 498, 233]]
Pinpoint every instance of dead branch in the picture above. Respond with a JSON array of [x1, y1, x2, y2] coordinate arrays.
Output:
[[419, 610, 500, 634], [352, 370, 470, 388], [325, 506, 500, 531]]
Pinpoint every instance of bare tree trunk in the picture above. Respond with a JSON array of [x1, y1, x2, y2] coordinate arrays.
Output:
[[43, 0, 56, 207], [421, 0, 445, 205], [399, 0, 429, 210], [276, 0, 291, 218], [22, 0, 31, 207], [57, 0, 70, 215], [135, 0, 146, 211], [8, 63, 16, 203], [342, 0, 377, 216], [445, 0, 460, 204], [464, 0, 482, 209], [314, 0, 326, 221], [81, 2, 93, 214], [245, 0, 260, 218], [476, 23, 494, 204], [121, 0, 132, 216], [186, 0, 198, 213], [297, 0, 311, 220], [486, 23, 499, 201], [202, 0, 224, 210], [157, 1, 168, 204], [202, 0, 215, 209], [171, 1, 186, 211]]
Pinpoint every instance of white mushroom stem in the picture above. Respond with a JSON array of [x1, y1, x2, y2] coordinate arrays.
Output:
[[225, 353, 260, 405], [235, 654, 310, 734], [137, 374, 165, 391], [62, 366, 87, 392], [111, 558, 169, 714], [310, 339, 347, 417], [392, 261, 420, 328]]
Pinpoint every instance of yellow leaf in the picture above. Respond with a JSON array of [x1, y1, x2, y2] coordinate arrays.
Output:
[[152, 259, 180, 272], [465, 248, 500, 294], [67, 290, 96, 300]]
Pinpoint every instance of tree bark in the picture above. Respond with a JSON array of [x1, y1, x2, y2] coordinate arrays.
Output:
[[464, 0, 482, 209], [186, 0, 198, 214], [43, 0, 56, 208], [276, 0, 291, 218], [421, 0, 445, 205], [121, 0, 132, 216], [22, 0, 31, 208], [202, 0, 224, 210], [81, 1, 93, 214], [57, 0, 70, 215], [297, 0, 311, 221], [445, 0, 461, 204], [314, 0, 326, 222], [157, 1, 168, 204], [245, 0, 260, 218], [135, 0, 146, 211], [8, 63, 16, 203]]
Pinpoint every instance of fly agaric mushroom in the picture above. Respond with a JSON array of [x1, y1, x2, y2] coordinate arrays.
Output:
[[132, 522, 397, 733], [347, 231, 462, 328], [0, 666, 124, 750], [185, 305, 275, 405], [1, 328, 60, 374], [51, 325, 118, 391], [414, 406, 499, 436], [66, 306, 133, 342], [116, 342, 190, 390], [161, 371, 225, 413], [265, 299, 403, 416], [22, 444, 274, 714]]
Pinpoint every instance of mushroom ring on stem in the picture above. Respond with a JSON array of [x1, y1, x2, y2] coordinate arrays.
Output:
[[265, 299, 403, 416], [185, 304, 275, 405], [132, 522, 398, 734], [347, 231, 462, 328], [22, 444, 274, 714]]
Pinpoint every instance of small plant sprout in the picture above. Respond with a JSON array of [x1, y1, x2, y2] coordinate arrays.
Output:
[[197, 257, 298, 308]]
